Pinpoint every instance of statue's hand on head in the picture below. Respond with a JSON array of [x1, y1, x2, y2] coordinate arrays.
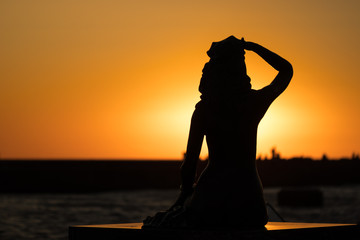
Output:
[[240, 37, 256, 51]]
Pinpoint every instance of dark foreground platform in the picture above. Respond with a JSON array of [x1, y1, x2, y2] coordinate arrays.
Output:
[[69, 222, 360, 240]]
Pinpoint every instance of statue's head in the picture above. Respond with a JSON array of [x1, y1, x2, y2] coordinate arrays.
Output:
[[199, 36, 251, 98], [206, 35, 245, 59]]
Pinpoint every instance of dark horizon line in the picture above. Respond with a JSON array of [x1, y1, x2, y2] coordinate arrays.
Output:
[[1, 156, 359, 162], [0, 157, 181, 161], [1, 147, 359, 161]]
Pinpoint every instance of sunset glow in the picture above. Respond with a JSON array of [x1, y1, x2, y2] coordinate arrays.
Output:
[[1, 1, 360, 159]]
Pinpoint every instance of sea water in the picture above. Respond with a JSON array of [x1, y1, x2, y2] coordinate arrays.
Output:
[[0, 185, 359, 240]]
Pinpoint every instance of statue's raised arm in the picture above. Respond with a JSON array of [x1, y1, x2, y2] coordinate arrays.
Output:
[[243, 39, 293, 99]]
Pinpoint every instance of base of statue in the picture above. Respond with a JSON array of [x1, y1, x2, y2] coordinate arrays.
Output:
[[69, 222, 359, 240]]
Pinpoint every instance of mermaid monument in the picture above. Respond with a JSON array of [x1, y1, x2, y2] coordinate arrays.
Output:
[[143, 36, 293, 229]]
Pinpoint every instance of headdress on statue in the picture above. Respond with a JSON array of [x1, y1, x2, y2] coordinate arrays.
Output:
[[206, 36, 245, 59]]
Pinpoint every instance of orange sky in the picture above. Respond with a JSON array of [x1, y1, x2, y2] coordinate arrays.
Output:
[[1, 0, 360, 159]]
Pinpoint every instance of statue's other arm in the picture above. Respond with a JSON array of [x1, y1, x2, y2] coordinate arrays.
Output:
[[169, 107, 204, 210]]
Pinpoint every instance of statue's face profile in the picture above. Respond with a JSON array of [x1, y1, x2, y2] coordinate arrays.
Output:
[[203, 55, 250, 83]]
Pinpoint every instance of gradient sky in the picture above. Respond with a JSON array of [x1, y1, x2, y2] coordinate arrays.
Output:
[[1, 0, 360, 159]]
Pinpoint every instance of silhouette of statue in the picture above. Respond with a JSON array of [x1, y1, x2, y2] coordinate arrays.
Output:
[[143, 36, 293, 229]]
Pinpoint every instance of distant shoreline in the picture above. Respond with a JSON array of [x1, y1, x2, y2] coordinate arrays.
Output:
[[1, 158, 359, 193]]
